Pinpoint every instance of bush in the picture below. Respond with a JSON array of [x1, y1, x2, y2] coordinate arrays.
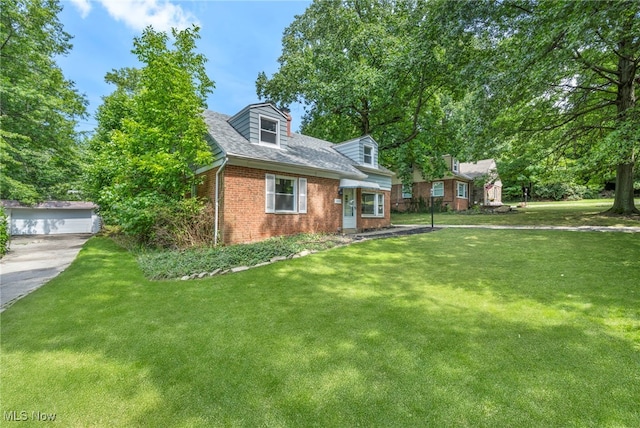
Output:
[[137, 233, 351, 279], [0, 206, 9, 256], [151, 199, 214, 249]]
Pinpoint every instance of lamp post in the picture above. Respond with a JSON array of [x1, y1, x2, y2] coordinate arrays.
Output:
[[430, 188, 434, 229]]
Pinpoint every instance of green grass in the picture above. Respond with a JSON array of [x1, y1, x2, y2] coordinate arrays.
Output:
[[392, 198, 640, 227], [2, 229, 639, 426]]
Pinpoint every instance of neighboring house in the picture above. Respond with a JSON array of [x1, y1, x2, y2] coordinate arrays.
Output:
[[391, 156, 502, 212], [1, 200, 101, 235], [196, 103, 393, 245]]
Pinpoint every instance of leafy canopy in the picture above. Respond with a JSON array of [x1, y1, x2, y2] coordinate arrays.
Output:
[[88, 25, 215, 242], [0, 0, 87, 203], [256, 0, 469, 182]]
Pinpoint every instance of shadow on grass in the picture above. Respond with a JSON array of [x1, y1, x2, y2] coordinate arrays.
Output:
[[1, 234, 639, 426]]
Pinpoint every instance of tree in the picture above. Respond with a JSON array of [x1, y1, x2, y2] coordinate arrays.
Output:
[[0, 0, 87, 203], [256, 0, 468, 182], [456, 0, 639, 214], [89, 25, 214, 243]]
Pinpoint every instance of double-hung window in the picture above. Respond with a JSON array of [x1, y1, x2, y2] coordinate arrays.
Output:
[[265, 174, 307, 213], [457, 181, 468, 199], [363, 145, 373, 165], [432, 181, 444, 197], [361, 193, 384, 217], [260, 116, 279, 145]]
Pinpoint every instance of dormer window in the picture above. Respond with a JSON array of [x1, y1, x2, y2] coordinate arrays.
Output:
[[452, 158, 459, 173], [363, 145, 373, 165], [260, 116, 279, 145]]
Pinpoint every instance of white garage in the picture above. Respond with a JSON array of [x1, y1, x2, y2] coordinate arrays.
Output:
[[1, 201, 101, 235]]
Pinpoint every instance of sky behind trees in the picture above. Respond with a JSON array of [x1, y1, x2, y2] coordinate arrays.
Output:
[[59, 0, 311, 133]]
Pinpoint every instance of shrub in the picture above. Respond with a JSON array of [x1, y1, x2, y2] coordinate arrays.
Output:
[[0, 206, 9, 256], [151, 199, 214, 249]]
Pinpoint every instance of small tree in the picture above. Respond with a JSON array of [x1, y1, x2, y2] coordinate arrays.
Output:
[[89, 25, 214, 244]]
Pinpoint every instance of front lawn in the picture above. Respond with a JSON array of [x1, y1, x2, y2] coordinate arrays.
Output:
[[2, 229, 639, 426], [392, 198, 640, 227]]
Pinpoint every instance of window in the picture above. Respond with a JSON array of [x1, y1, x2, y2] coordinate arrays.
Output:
[[265, 174, 307, 213], [275, 177, 295, 211], [432, 181, 444, 197], [457, 181, 468, 198], [361, 193, 384, 217], [452, 158, 459, 173], [363, 145, 373, 165], [260, 116, 279, 145], [402, 183, 412, 199]]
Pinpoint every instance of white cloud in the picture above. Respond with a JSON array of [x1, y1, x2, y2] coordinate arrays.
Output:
[[99, 0, 198, 32], [70, 0, 92, 18]]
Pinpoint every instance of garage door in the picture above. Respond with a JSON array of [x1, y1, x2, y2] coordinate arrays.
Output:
[[10, 208, 100, 235]]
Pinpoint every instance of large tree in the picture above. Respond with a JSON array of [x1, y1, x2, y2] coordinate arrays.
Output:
[[456, 0, 639, 214], [0, 0, 87, 203], [88, 25, 214, 241], [256, 0, 468, 181]]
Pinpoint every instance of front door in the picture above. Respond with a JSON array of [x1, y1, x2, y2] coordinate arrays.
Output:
[[342, 188, 356, 230]]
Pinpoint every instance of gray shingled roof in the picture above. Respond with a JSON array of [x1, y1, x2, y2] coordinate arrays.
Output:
[[459, 159, 497, 179], [203, 110, 374, 179]]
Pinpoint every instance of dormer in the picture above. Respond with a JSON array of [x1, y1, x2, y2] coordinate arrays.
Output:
[[228, 103, 290, 149], [334, 135, 379, 168], [443, 155, 460, 174]]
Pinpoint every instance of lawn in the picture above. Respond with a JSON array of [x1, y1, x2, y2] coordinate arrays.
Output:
[[392, 198, 640, 227], [2, 228, 639, 426]]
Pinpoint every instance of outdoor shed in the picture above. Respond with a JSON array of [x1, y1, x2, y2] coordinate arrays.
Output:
[[1, 200, 101, 235]]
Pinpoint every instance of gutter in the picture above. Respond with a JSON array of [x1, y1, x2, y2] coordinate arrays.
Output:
[[214, 157, 228, 246]]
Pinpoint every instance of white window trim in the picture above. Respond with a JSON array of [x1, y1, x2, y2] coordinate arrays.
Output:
[[363, 144, 373, 166], [432, 181, 444, 197], [452, 159, 459, 173], [265, 174, 307, 214], [259, 115, 280, 146], [361, 192, 384, 218], [456, 181, 468, 199]]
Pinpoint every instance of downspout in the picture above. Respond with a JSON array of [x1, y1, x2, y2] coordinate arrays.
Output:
[[214, 157, 228, 247]]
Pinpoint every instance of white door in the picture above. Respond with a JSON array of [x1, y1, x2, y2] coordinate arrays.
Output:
[[342, 188, 356, 230]]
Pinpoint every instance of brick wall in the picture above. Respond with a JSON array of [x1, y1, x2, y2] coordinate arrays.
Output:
[[357, 188, 391, 231], [391, 180, 469, 212], [221, 165, 343, 245]]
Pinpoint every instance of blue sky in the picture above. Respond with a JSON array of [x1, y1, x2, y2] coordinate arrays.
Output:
[[57, 0, 311, 133]]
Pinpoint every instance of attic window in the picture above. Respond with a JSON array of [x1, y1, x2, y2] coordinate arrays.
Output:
[[260, 116, 279, 145], [452, 158, 459, 173], [363, 145, 373, 165]]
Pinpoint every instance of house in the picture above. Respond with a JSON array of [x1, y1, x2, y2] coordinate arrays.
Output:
[[1, 200, 101, 235], [390, 156, 502, 212], [196, 103, 393, 245]]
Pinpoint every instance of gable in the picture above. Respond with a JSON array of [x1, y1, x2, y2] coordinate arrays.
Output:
[[228, 103, 290, 148], [333, 135, 379, 168]]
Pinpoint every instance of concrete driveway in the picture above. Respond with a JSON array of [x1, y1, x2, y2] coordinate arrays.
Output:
[[0, 234, 91, 312]]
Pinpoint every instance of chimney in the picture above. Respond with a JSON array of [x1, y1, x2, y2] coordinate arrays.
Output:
[[282, 107, 292, 137]]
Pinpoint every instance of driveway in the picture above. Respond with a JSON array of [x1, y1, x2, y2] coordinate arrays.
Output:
[[0, 234, 92, 312]]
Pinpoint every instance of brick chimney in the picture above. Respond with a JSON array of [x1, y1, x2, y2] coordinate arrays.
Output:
[[282, 107, 292, 137]]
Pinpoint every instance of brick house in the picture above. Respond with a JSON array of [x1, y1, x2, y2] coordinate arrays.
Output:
[[196, 103, 393, 245], [391, 156, 502, 212]]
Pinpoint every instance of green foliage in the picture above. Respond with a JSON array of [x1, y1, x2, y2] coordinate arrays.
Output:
[[87, 26, 214, 244], [137, 233, 351, 280], [0, 206, 9, 256], [256, 0, 467, 179], [454, 0, 639, 213], [0, 0, 87, 202]]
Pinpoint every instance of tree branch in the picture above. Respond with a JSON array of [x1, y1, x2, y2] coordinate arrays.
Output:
[[573, 49, 620, 85]]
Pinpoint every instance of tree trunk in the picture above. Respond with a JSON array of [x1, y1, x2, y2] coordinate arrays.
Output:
[[608, 34, 638, 215], [608, 162, 638, 215]]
